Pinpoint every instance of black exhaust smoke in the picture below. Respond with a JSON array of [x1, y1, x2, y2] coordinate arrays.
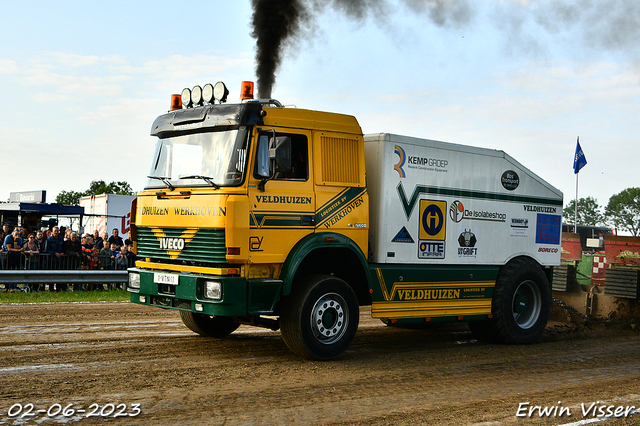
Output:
[[250, 0, 638, 100], [250, 0, 389, 99], [251, 0, 306, 99]]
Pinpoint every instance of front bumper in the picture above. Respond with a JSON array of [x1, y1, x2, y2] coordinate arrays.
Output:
[[127, 268, 247, 316], [127, 268, 284, 317]]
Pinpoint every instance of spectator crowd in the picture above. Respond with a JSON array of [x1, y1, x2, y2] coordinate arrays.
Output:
[[1, 224, 136, 292]]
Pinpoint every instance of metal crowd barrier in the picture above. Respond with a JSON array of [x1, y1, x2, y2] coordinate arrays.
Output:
[[0, 252, 131, 291]]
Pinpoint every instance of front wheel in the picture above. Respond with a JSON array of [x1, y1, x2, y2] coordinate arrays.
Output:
[[492, 257, 551, 344], [179, 311, 240, 338], [280, 274, 359, 360]]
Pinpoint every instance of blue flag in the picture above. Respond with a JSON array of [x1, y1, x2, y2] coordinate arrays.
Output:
[[573, 137, 587, 174]]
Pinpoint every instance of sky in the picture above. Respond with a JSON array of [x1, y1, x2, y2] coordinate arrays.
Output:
[[1, 0, 638, 216]]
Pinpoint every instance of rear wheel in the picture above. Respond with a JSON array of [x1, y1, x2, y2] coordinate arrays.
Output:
[[179, 311, 239, 338], [280, 274, 359, 360], [492, 257, 551, 344]]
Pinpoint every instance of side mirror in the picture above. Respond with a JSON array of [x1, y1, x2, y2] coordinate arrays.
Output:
[[269, 136, 291, 172]]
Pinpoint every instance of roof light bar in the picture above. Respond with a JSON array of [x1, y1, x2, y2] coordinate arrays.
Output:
[[191, 85, 203, 106], [202, 83, 215, 104], [213, 82, 229, 103], [181, 88, 192, 108], [178, 80, 260, 108]]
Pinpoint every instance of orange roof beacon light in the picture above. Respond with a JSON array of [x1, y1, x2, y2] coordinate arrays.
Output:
[[240, 81, 254, 100], [170, 94, 182, 111]]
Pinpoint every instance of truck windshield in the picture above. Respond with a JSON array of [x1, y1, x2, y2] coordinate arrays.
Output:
[[146, 128, 248, 189]]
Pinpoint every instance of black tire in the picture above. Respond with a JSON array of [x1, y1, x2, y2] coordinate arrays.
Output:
[[467, 320, 498, 343], [280, 274, 359, 360], [179, 311, 239, 338], [492, 257, 551, 344]]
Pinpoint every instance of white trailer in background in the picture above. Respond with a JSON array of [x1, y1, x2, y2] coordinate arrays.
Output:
[[80, 194, 134, 239]]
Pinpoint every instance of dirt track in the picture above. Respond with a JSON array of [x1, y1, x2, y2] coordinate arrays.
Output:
[[1, 302, 639, 426]]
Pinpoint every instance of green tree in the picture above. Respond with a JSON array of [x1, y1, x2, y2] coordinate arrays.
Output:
[[55, 181, 135, 205], [55, 190, 84, 206], [563, 196, 605, 226], [605, 187, 640, 236], [84, 180, 134, 196]]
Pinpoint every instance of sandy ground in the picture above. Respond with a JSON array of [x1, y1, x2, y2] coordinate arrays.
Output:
[[0, 301, 639, 426]]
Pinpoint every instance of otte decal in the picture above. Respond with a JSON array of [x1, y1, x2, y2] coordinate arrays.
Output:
[[418, 200, 447, 259]]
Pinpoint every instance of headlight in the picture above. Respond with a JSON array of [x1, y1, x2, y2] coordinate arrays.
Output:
[[204, 280, 222, 300], [128, 273, 140, 290]]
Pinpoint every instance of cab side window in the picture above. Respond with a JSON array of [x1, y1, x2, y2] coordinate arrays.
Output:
[[254, 133, 308, 181]]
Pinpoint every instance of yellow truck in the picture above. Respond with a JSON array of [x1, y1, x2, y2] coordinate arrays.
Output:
[[127, 81, 563, 359]]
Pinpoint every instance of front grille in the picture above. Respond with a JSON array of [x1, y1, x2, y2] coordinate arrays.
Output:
[[136, 227, 226, 266]]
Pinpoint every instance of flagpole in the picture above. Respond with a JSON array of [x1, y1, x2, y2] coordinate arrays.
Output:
[[575, 171, 578, 233], [572, 136, 586, 234]]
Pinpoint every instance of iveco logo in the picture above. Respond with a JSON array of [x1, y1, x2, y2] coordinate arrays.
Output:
[[159, 238, 185, 250]]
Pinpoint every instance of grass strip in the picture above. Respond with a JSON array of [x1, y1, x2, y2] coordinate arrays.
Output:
[[0, 289, 130, 304]]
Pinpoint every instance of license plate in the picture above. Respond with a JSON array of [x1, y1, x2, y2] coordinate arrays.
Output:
[[153, 273, 179, 285]]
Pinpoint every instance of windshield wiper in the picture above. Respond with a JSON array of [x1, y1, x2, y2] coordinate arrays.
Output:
[[179, 175, 220, 189], [147, 176, 175, 191]]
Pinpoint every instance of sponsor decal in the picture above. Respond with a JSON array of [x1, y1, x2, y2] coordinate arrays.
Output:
[[249, 236, 263, 251], [449, 200, 465, 223], [524, 205, 557, 213], [419, 200, 446, 239], [457, 229, 478, 258], [510, 217, 529, 237], [511, 218, 529, 228], [142, 206, 226, 216], [392, 226, 415, 243], [150, 228, 198, 259], [448, 200, 506, 223], [397, 288, 460, 300], [159, 237, 185, 250], [396, 182, 564, 220], [256, 195, 312, 204], [393, 145, 406, 178], [501, 170, 520, 190], [316, 187, 367, 228], [393, 145, 449, 176], [320, 196, 365, 229], [418, 241, 445, 258], [535, 214, 561, 245], [538, 247, 559, 253], [418, 200, 447, 259]]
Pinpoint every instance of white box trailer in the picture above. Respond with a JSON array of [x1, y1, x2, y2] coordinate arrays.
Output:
[[364, 133, 563, 266], [79, 194, 135, 239]]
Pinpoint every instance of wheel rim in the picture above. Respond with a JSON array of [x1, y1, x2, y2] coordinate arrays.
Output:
[[512, 280, 541, 329], [310, 292, 348, 345]]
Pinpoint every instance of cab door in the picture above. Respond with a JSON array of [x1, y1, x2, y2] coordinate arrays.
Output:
[[247, 128, 315, 264]]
